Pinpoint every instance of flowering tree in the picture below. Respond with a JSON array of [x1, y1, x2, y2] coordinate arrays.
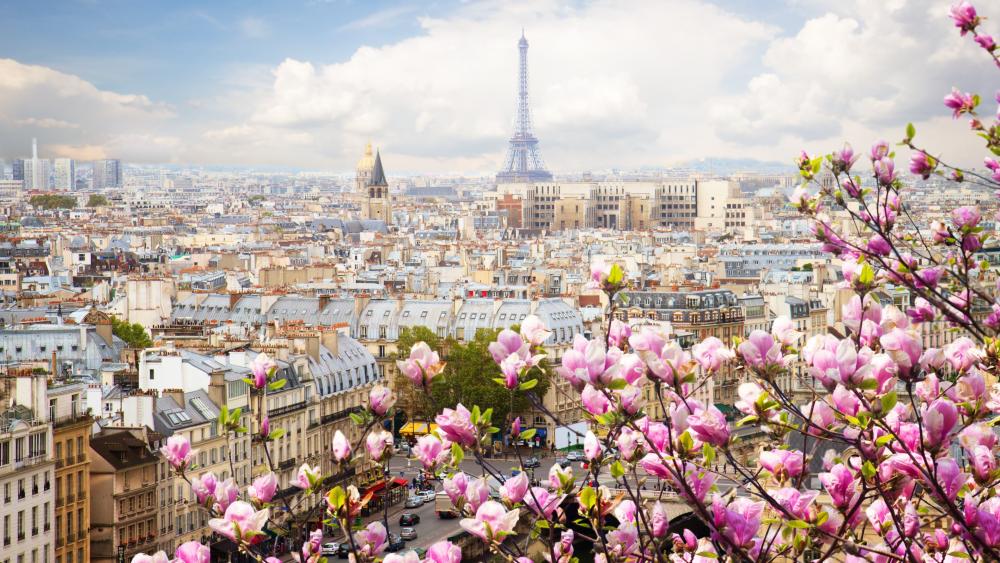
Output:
[[140, 3, 1000, 562]]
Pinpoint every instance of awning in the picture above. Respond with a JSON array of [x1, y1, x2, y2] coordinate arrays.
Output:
[[391, 477, 408, 487], [364, 480, 386, 495], [399, 422, 439, 436]]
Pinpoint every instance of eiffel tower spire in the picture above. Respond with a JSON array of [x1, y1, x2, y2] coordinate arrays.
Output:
[[497, 31, 553, 184]]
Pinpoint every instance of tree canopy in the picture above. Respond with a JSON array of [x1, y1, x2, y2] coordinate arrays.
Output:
[[87, 194, 108, 207], [111, 317, 153, 348], [29, 194, 76, 209]]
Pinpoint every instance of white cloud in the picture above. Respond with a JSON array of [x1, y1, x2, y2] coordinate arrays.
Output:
[[0, 58, 175, 161]]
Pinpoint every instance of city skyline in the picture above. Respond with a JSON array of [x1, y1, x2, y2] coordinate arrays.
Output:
[[0, 0, 991, 174]]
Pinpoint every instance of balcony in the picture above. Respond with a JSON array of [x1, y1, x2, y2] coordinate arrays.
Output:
[[17, 533, 24, 542], [44, 481, 50, 491], [53, 412, 92, 429], [56, 537, 64, 548], [31, 528, 37, 536], [17, 489, 24, 499], [269, 400, 307, 418], [78, 491, 87, 501], [44, 523, 50, 532], [66, 493, 75, 503], [2, 537, 8, 546], [77, 454, 86, 464], [278, 457, 297, 470], [56, 459, 64, 469]]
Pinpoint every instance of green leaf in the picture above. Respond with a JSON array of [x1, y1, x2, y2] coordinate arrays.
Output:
[[268, 379, 287, 391], [858, 263, 875, 286], [736, 414, 758, 428], [947, 551, 971, 559], [815, 511, 829, 526], [519, 378, 539, 391], [242, 377, 254, 386], [471, 405, 481, 425], [578, 486, 596, 509], [481, 408, 493, 424], [696, 552, 718, 559], [875, 434, 894, 447], [269, 428, 286, 441], [349, 412, 364, 425], [861, 460, 876, 480], [492, 377, 508, 386], [606, 378, 626, 390], [702, 443, 716, 465], [609, 460, 625, 479], [786, 519, 810, 529], [678, 430, 694, 452], [859, 378, 878, 391], [218, 405, 229, 426], [451, 442, 464, 465], [607, 264, 624, 285], [880, 391, 897, 413], [905, 122, 915, 141], [519, 428, 537, 441]]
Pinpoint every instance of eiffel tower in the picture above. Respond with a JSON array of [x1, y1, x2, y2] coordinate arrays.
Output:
[[497, 31, 553, 183]]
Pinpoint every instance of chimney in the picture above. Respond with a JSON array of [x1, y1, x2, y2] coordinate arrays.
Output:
[[229, 292, 240, 311], [208, 370, 227, 409], [300, 333, 321, 362], [318, 294, 330, 312], [320, 328, 339, 357], [163, 388, 185, 408], [95, 316, 113, 346]]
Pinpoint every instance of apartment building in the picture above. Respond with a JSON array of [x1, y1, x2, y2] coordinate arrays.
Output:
[[89, 429, 159, 563], [50, 382, 91, 563], [0, 379, 55, 563]]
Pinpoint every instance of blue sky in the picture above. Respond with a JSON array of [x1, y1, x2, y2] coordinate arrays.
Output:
[[0, 0, 992, 172]]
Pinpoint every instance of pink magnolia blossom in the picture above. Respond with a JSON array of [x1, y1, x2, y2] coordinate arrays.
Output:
[[909, 151, 935, 179], [331, 430, 351, 462], [771, 487, 818, 521], [630, 328, 692, 384], [500, 471, 529, 505], [964, 496, 1000, 547], [692, 336, 734, 373], [251, 353, 275, 389], [952, 206, 981, 230], [191, 472, 217, 504], [174, 542, 210, 563], [734, 382, 765, 416], [526, 487, 565, 518], [614, 499, 637, 524], [650, 502, 668, 537], [383, 553, 420, 563], [907, 298, 936, 323], [581, 384, 610, 415], [923, 398, 959, 450], [435, 404, 477, 447], [369, 385, 395, 416], [870, 140, 889, 161], [758, 449, 804, 482], [969, 444, 997, 484], [583, 430, 602, 461], [161, 435, 194, 471], [950, 1, 980, 36], [548, 463, 573, 491], [874, 157, 897, 185], [880, 328, 922, 379], [298, 528, 323, 563], [248, 472, 277, 504], [738, 330, 782, 371], [520, 315, 552, 346], [687, 404, 730, 446], [820, 464, 860, 512], [608, 319, 631, 349], [714, 496, 764, 548], [464, 477, 491, 513], [443, 472, 469, 506], [460, 500, 520, 540], [944, 337, 984, 372], [208, 501, 269, 543], [499, 354, 526, 390], [616, 427, 644, 461], [616, 384, 645, 415], [944, 88, 977, 117], [397, 342, 445, 387], [293, 463, 320, 490], [414, 434, 445, 470], [557, 337, 616, 390], [259, 416, 270, 440], [425, 541, 463, 563], [959, 423, 998, 450], [365, 429, 393, 462], [490, 329, 528, 364], [213, 478, 239, 513], [355, 522, 388, 556], [934, 457, 969, 501], [770, 316, 802, 346], [589, 261, 613, 287], [132, 553, 169, 563]]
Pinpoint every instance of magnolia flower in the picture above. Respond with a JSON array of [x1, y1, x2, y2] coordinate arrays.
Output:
[[332, 430, 351, 462], [758, 449, 804, 482], [460, 500, 520, 540], [355, 522, 388, 556], [738, 330, 782, 371], [608, 319, 631, 349], [414, 434, 445, 470], [251, 353, 275, 389], [687, 404, 730, 447], [583, 431, 602, 461], [299, 528, 324, 563], [950, 1, 980, 36], [366, 429, 393, 462], [819, 464, 859, 511], [500, 471, 529, 505], [770, 316, 801, 346], [944, 88, 977, 117], [614, 499, 637, 524], [443, 472, 470, 506], [952, 206, 981, 230], [629, 328, 691, 384], [944, 337, 984, 372], [248, 472, 277, 504], [870, 140, 889, 161], [524, 487, 564, 518], [208, 501, 269, 543], [499, 354, 526, 389], [397, 342, 445, 388], [650, 502, 668, 537], [191, 472, 217, 504], [715, 497, 764, 548], [425, 541, 463, 563], [464, 477, 491, 513], [161, 435, 194, 471], [520, 315, 552, 346], [174, 542, 210, 563], [923, 399, 958, 450], [293, 463, 321, 490], [692, 336, 734, 373], [548, 463, 573, 491], [369, 385, 395, 416], [213, 478, 239, 513], [435, 404, 477, 447], [382, 553, 421, 563], [132, 553, 169, 563], [909, 151, 935, 179]]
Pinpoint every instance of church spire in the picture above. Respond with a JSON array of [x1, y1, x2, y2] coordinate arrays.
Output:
[[369, 150, 388, 187]]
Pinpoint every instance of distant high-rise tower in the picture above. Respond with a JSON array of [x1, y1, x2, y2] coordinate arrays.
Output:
[[497, 31, 553, 184], [53, 158, 75, 190], [359, 144, 392, 224], [93, 159, 121, 190]]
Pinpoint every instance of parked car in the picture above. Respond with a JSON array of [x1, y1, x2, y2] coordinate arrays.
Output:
[[399, 512, 421, 526], [400, 527, 418, 541], [338, 543, 351, 559], [386, 534, 406, 552], [523, 456, 540, 468], [566, 451, 584, 462], [405, 496, 423, 508], [417, 490, 436, 503], [322, 543, 340, 556], [556, 457, 571, 468]]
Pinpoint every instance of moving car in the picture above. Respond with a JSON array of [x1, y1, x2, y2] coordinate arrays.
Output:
[[322, 543, 340, 556], [523, 456, 540, 468], [386, 534, 406, 552], [417, 490, 436, 503], [404, 496, 423, 508], [400, 527, 418, 540], [338, 543, 350, 559], [399, 512, 421, 526]]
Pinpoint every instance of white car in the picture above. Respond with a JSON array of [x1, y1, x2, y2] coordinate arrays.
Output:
[[322, 543, 340, 556], [418, 490, 436, 503]]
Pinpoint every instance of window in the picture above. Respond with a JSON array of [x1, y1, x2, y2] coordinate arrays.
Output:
[[149, 369, 154, 380]]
